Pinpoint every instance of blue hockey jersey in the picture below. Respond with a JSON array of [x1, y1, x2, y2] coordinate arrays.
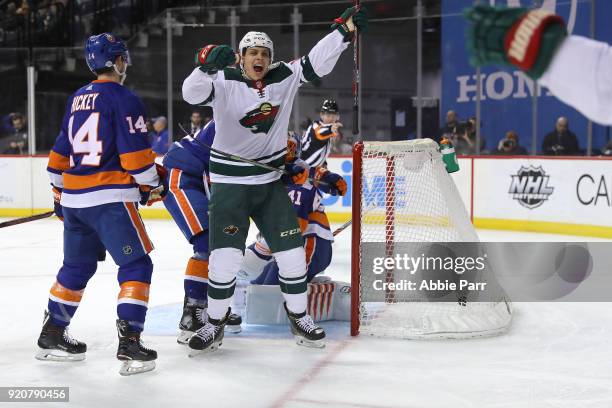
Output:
[[47, 80, 158, 208]]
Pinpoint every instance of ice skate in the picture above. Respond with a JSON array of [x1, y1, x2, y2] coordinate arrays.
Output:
[[225, 312, 242, 334], [187, 309, 230, 357], [116, 319, 157, 376], [36, 310, 86, 362], [177, 297, 208, 344], [284, 303, 325, 348]]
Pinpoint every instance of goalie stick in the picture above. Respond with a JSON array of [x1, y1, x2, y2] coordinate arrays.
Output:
[[0, 211, 55, 228]]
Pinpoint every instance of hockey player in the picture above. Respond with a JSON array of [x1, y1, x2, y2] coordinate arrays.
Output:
[[465, 5, 612, 126], [39, 33, 164, 376], [182, 5, 368, 353], [300, 99, 344, 167], [247, 163, 346, 287], [162, 119, 242, 343]]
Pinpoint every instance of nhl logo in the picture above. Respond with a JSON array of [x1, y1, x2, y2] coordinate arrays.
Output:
[[122, 245, 133, 255], [508, 165, 554, 209]]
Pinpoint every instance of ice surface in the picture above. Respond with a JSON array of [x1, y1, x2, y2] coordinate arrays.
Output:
[[1, 218, 611, 408]]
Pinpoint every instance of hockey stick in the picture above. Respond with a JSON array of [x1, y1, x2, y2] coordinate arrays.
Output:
[[332, 219, 352, 237], [0, 210, 55, 228], [331, 201, 377, 237], [177, 123, 329, 186], [352, 0, 360, 135]]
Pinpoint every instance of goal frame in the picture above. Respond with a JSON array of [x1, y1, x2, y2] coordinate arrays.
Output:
[[350, 140, 512, 339]]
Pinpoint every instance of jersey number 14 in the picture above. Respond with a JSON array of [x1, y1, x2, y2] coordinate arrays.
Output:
[[68, 113, 147, 166]]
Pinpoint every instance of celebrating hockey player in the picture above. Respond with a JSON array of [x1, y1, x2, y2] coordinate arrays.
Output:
[[465, 5, 612, 125], [300, 99, 343, 167], [38, 33, 164, 376], [162, 119, 242, 343], [182, 5, 368, 352]]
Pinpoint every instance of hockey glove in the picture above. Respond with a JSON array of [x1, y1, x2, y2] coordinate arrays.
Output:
[[139, 164, 168, 206], [52, 185, 63, 221], [315, 168, 347, 196], [464, 5, 566, 79], [282, 159, 309, 185], [196, 44, 237, 74], [332, 5, 369, 41]]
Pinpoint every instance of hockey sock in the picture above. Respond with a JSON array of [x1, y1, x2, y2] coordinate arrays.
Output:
[[117, 256, 153, 332], [47, 281, 85, 327], [184, 255, 209, 302], [275, 247, 308, 314], [207, 248, 241, 320], [47, 261, 97, 326], [117, 281, 149, 332]]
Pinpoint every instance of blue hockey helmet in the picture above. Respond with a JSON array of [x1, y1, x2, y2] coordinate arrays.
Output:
[[84, 33, 130, 74]]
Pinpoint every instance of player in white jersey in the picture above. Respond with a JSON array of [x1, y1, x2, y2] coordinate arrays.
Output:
[[465, 5, 612, 126], [181, 6, 368, 353]]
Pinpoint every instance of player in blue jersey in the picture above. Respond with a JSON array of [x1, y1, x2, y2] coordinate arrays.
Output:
[[37, 33, 165, 376], [162, 120, 241, 344]]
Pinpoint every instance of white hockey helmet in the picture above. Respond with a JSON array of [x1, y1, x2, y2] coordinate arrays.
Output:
[[239, 31, 274, 62]]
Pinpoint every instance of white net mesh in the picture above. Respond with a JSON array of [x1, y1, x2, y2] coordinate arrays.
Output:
[[356, 139, 512, 339]]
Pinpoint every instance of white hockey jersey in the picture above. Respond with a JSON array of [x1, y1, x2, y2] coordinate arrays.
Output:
[[539, 35, 612, 125], [182, 30, 349, 184]]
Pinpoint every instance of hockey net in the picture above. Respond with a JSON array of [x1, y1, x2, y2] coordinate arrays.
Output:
[[351, 139, 512, 339]]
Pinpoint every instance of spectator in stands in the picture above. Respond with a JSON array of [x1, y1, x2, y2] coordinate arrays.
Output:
[[542, 116, 580, 155], [189, 110, 203, 135], [0, 112, 28, 154], [151, 116, 170, 155], [491, 131, 528, 156], [438, 110, 464, 142], [454, 116, 486, 155]]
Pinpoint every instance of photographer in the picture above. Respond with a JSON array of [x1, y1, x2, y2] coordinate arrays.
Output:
[[491, 131, 527, 156], [455, 117, 486, 155]]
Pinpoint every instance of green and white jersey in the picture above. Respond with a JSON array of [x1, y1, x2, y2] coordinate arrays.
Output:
[[182, 29, 349, 184]]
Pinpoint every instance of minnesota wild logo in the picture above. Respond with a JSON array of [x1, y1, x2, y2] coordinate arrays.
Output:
[[239, 102, 280, 134], [223, 225, 240, 236]]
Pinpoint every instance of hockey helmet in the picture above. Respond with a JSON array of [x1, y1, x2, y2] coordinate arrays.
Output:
[[239, 31, 274, 62], [321, 99, 339, 114], [85, 33, 130, 74]]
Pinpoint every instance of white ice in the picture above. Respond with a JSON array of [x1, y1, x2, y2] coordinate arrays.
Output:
[[1, 218, 612, 408]]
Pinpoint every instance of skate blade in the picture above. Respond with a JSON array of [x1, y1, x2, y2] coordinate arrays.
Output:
[[119, 360, 156, 376], [294, 336, 326, 349], [224, 324, 242, 334], [35, 348, 86, 362], [177, 330, 194, 345], [187, 341, 222, 358]]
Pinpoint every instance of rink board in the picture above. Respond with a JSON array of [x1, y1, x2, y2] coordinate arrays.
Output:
[[2, 155, 612, 237]]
